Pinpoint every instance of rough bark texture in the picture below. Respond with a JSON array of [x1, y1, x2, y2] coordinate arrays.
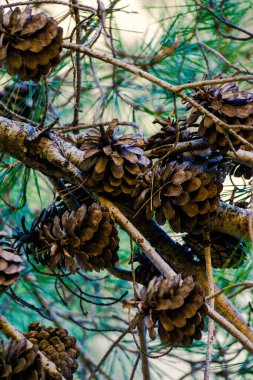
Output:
[[213, 202, 251, 240]]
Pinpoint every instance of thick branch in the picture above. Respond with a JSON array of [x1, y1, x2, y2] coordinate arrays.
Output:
[[228, 149, 253, 167], [213, 202, 251, 240]]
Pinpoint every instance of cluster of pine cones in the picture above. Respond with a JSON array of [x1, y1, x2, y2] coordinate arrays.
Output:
[[0, 4, 252, 355], [0, 322, 79, 380]]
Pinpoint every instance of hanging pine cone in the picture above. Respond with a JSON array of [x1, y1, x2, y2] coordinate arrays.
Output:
[[183, 232, 246, 269], [25, 322, 80, 380], [145, 117, 190, 150], [0, 247, 25, 294], [234, 200, 249, 209], [25, 201, 119, 273], [230, 163, 253, 180], [186, 82, 253, 150], [132, 161, 223, 233], [123, 275, 208, 347], [79, 119, 150, 196], [0, 6, 63, 81], [131, 248, 160, 285], [0, 338, 45, 380]]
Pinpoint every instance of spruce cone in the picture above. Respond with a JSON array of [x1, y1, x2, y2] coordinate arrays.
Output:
[[0, 338, 45, 380], [27, 202, 119, 273], [25, 322, 80, 380], [183, 232, 246, 269], [132, 161, 223, 233], [123, 275, 207, 347], [145, 117, 190, 150], [0, 6, 63, 81], [79, 119, 150, 196], [187, 82, 253, 150], [0, 247, 25, 294]]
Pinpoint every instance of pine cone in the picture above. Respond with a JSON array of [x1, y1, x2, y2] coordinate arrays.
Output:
[[145, 117, 190, 150], [25, 322, 80, 380], [234, 200, 249, 209], [79, 119, 150, 196], [0, 6, 63, 81], [183, 232, 246, 269], [132, 161, 223, 233], [132, 248, 160, 285], [0, 338, 45, 379], [187, 82, 253, 150], [230, 163, 253, 180], [0, 247, 25, 293], [27, 201, 119, 273], [123, 275, 207, 347]]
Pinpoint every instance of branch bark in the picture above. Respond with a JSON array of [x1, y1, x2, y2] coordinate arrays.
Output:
[[213, 202, 251, 240]]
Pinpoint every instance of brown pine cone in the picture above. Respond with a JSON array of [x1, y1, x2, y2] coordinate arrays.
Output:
[[230, 163, 253, 180], [187, 82, 253, 150], [0, 247, 25, 294], [0, 6, 63, 81], [0, 338, 45, 380], [79, 119, 150, 196], [132, 161, 223, 233], [28, 202, 119, 273], [25, 322, 80, 380], [183, 232, 246, 269], [132, 248, 160, 285], [145, 117, 190, 150], [123, 275, 207, 347]]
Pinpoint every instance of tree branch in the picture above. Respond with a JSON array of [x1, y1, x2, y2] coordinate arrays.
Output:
[[213, 202, 251, 240]]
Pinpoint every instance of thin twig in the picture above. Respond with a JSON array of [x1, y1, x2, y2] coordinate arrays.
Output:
[[130, 354, 141, 380], [56, 120, 140, 133], [206, 282, 253, 301], [137, 320, 151, 380], [207, 306, 253, 355], [88, 322, 137, 380], [203, 228, 215, 380], [71, 0, 82, 132], [63, 42, 253, 138]]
